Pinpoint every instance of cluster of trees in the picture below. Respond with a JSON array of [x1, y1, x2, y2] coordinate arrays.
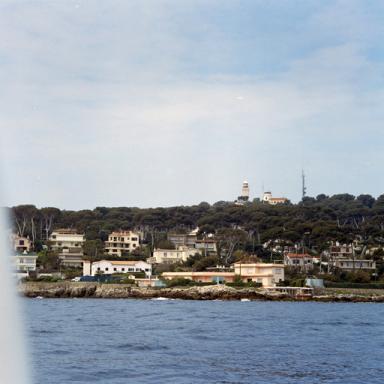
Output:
[[7, 193, 384, 254]]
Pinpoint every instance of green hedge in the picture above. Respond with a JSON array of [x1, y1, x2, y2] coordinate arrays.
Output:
[[325, 281, 384, 289]]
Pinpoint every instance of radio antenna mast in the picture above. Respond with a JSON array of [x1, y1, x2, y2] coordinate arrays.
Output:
[[302, 169, 307, 200]]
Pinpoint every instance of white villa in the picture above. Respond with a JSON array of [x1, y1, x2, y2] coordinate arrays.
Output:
[[104, 231, 140, 257], [14, 251, 38, 278], [150, 246, 201, 264], [83, 259, 152, 277]]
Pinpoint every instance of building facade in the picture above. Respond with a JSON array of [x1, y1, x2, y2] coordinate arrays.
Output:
[[195, 239, 217, 254], [83, 259, 152, 277], [284, 253, 317, 271], [333, 259, 376, 272], [162, 263, 285, 287], [233, 263, 285, 286], [13, 252, 38, 278], [49, 229, 85, 267], [262, 192, 288, 205], [167, 228, 199, 248], [104, 231, 140, 257], [150, 246, 200, 264]]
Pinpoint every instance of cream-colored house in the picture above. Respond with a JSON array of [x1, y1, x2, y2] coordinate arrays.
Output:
[[14, 251, 38, 278], [49, 229, 85, 267], [233, 263, 285, 286], [162, 263, 285, 287], [150, 246, 201, 264], [104, 231, 140, 257], [83, 259, 151, 277]]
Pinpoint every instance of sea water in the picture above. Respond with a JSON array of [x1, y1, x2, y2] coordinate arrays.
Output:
[[24, 299, 384, 384]]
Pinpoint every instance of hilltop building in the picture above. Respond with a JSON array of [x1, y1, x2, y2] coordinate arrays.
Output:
[[49, 229, 85, 267], [104, 230, 140, 257], [262, 191, 288, 205]]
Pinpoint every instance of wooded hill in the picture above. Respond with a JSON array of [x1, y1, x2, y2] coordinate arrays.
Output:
[[6, 193, 384, 252]]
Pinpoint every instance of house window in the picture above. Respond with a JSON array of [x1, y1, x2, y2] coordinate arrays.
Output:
[[97, 267, 100, 271], [128, 268, 134, 272], [105, 268, 109, 271], [122, 268, 125, 271], [113, 268, 117, 271]]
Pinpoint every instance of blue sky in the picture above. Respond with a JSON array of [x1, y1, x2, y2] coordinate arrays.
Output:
[[1, 0, 384, 209]]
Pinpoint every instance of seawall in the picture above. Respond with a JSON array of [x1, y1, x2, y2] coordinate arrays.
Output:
[[18, 282, 384, 302]]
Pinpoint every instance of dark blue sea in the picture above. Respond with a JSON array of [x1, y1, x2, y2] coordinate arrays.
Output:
[[24, 299, 384, 384]]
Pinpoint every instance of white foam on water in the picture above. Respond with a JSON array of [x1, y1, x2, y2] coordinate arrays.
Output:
[[0, 183, 30, 383]]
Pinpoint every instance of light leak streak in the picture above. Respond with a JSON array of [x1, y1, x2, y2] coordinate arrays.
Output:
[[0, 186, 30, 383]]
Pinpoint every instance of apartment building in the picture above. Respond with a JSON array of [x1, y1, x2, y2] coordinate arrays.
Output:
[[104, 230, 140, 257], [49, 229, 85, 267]]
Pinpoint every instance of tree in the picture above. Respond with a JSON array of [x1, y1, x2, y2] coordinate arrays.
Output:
[[37, 250, 60, 271], [83, 240, 104, 260]]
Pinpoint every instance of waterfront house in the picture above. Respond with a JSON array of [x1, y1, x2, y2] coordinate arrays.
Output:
[[104, 230, 140, 257], [233, 263, 285, 286], [162, 263, 285, 287], [83, 259, 152, 277], [49, 229, 85, 267]]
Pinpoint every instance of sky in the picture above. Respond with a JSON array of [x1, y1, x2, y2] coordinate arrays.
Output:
[[1, 0, 384, 210]]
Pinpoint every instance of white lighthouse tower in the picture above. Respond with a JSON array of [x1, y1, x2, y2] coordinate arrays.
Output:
[[241, 180, 249, 200], [235, 180, 250, 205]]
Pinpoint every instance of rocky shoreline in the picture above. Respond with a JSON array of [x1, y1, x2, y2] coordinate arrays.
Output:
[[18, 282, 384, 302]]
